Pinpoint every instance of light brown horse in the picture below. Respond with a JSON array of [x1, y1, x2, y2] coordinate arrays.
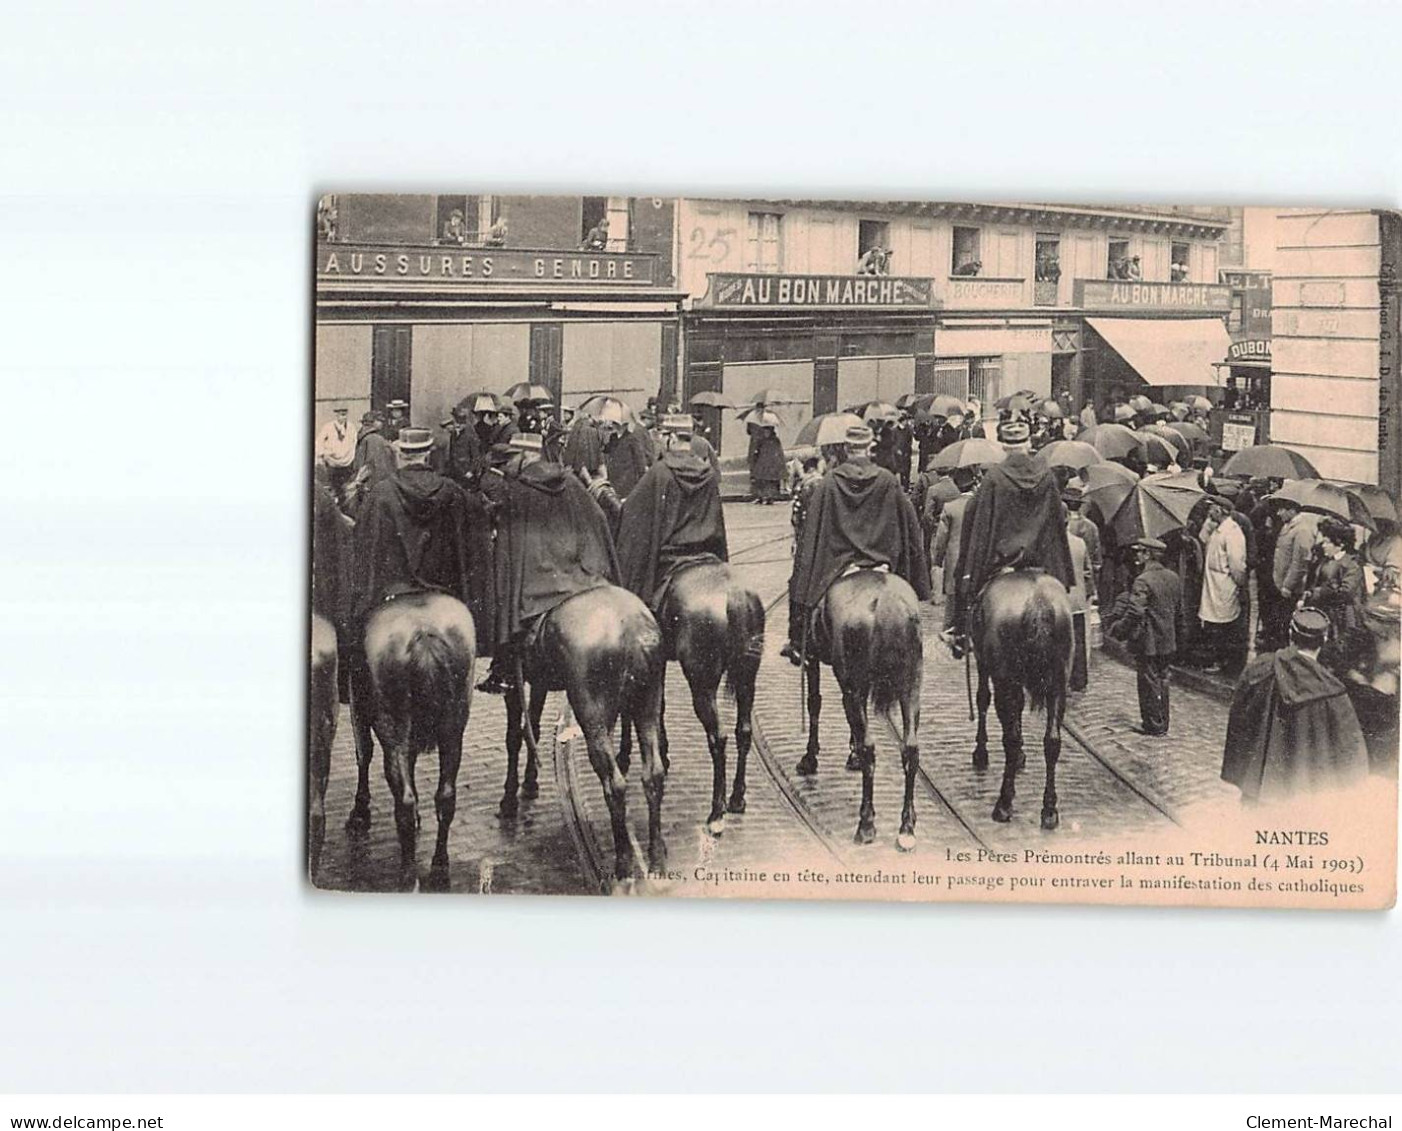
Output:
[[308, 613, 339, 879], [795, 569, 923, 848], [345, 592, 476, 889], [626, 560, 766, 835], [970, 569, 1072, 830], [498, 584, 667, 885]]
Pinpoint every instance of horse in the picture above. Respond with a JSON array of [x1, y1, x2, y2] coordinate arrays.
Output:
[[497, 584, 667, 886], [344, 591, 477, 889], [794, 569, 923, 848], [620, 560, 765, 836], [307, 612, 339, 879], [969, 569, 1072, 830]]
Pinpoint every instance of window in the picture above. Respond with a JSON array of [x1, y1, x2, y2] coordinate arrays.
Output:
[[1228, 293, 1244, 333], [1035, 235, 1062, 282], [987, 230, 1022, 278], [1107, 238, 1134, 279], [436, 194, 481, 245], [1171, 241, 1191, 282], [857, 219, 890, 274], [970, 357, 1001, 404], [931, 360, 970, 399], [952, 226, 981, 275], [581, 197, 609, 248], [605, 196, 631, 251], [746, 211, 782, 272]]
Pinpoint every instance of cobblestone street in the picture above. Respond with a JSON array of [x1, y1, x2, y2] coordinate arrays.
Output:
[[312, 500, 1245, 895]]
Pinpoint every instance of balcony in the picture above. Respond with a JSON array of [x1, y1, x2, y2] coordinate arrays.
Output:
[[1033, 280, 1059, 306]]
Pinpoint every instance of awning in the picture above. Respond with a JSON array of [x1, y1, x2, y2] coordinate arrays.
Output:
[[1087, 317, 1231, 388]]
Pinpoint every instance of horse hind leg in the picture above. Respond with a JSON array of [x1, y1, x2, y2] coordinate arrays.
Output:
[[1040, 689, 1064, 832], [426, 721, 464, 891], [345, 657, 375, 834], [498, 683, 524, 819], [634, 670, 668, 872], [687, 673, 727, 836], [991, 680, 1024, 824], [897, 692, 920, 852], [380, 732, 420, 889], [841, 683, 877, 844], [728, 661, 757, 815], [972, 662, 991, 772]]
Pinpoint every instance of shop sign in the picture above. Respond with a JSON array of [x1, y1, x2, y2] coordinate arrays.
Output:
[[704, 272, 935, 308], [1221, 412, 1258, 452], [1074, 279, 1234, 312], [945, 277, 1024, 308], [1227, 338, 1272, 362], [317, 244, 658, 285]]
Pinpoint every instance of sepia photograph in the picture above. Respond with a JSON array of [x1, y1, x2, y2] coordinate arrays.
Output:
[[310, 195, 1400, 906]]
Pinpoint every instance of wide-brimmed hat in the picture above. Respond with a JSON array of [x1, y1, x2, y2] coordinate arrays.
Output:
[[1130, 536, 1167, 553], [845, 424, 874, 446], [997, 419, 1031, 444], [386, 399, 409, 412], [394, 427, 434, 453], [659, 413, 697, 434], [1061, 485, 1084, 503]]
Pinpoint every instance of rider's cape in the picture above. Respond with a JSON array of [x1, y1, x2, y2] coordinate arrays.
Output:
[[351, 465, 495, 639], [1221, 646, 1369, 802], [616, 451, 728, 611], [953, 449, 1075, 600], [490, 460, 619, 648], [791, 459, 930, 611], [312, 479, 354, 630]]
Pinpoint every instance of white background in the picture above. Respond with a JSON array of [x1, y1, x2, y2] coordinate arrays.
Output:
[[1, 0, 1399, 1094]]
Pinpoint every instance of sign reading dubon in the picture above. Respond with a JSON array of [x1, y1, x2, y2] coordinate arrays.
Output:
[[704, 272, 935, 308]]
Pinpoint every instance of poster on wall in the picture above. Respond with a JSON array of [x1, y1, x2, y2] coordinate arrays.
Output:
[[310, 193, 1398, 910]]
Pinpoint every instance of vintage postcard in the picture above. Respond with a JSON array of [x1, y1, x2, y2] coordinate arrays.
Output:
[[309, 193, 1399, 908]]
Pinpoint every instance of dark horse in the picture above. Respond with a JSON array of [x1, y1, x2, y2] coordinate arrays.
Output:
[[970, 570, 1072, 830], [308, 612, 339, 879], [795, 570, 923, 848], [628, 560, 766, 835], [345, 592, 476, 888], [498, 584, 667, 885]]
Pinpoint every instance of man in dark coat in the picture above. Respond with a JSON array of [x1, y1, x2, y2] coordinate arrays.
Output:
[[748, 422, 785, 504], [1105, 536, 1182, 736], [479, 431, 619, 693], [431, 403, 482, 489], [1221, 608, 1369, 804], [349, 410, 398, 516], [616, 415, 728, 614], [946, 418, 1076, 654], [604, 420, 658, 500], [781, 424, 930, 663], [350, 427, 495, 642]]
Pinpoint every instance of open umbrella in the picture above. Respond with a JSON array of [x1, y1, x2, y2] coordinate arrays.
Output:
[[913, 393, 966, 419], [1086, 470, 1207, 542], [459, 390, 509, 415], [794, 412, 863, 448], [843, 400, 900, 423], [1366, 531, 1402, 570], [503, 382, 553, 404], [1147, 402, 1171, 419], [1140, 424, 1190, 460], [1163, 420, 1210, 447], [1039, 439, 1103, 471], [994, 393, 1034, 416], [1128, 394, 1153, 414], [1169, 401, 1190, 420], [1270, 479, 1376, 531], [1077, 423, 1145, 461], [747, 409, 783, 431], [1187, 395, 1213, 412], [1038, 399, 1065, 419], [932, 437, 1006, 471], [748, 389, 809, 407], [1222, 444, 1319, 480], [895, 393, 924, 410], [1139, 432, 1179, 467], [688, 390, 739, 410], [1332, 482, 1398, 527], [577, 394, 637, 425], [1080, 461, 1139, 494]]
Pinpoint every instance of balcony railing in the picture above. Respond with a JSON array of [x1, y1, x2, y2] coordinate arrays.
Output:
[[1033, 280, 1059, 306]]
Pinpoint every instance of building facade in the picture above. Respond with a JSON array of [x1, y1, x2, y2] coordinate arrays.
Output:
[[314, 193, 684, 434], [1270, 208, 1402, 493], [675, 199, 1231, 460]]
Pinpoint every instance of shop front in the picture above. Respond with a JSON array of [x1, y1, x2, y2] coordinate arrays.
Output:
[[1213, 269, 1273, 452], [932, 318, 1055, 410], [314, 242, 686, 433], [682, 271, 939, 462]]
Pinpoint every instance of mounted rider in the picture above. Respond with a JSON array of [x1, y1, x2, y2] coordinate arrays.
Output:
[[616, 414, 729, 616], [350, 427, 495, 648], [478, 430, 620, 694], [945, 417, 1076, 657], [780, 423, 930, 665]]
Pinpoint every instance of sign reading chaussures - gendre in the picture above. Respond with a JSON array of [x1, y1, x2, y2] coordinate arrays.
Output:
[[317, 244, 659, 286], [702, 272, 937, 308]]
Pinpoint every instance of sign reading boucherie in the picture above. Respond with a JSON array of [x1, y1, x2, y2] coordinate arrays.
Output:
[[1074, 279, 1233, 312], [317, 244, 657, 285], [704, 272, 935, 307]]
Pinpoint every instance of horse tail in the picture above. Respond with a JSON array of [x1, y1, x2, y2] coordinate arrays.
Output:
[[387, 628, 470, 753], [869, 579, 921, 716], [723, 580, 765, 699], [1021, 582, 1069, 714], [621, 603, 665, 711]]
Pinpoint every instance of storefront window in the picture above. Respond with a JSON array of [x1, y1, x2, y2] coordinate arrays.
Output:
[[970, 356, 1001, 405], [952, 227, 981, 276], [746, 211, 782, 272]]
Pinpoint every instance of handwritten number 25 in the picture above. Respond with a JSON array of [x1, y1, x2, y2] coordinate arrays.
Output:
[[688, 226, 734, 261]]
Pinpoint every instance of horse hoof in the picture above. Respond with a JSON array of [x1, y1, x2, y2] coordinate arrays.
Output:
[[706, 815, 725, 837], [521, 781, 539, 802], [991, 803, 1012, 823], [796, 755, 818, 777], [1041, 810, 1060, 831], [345, 809, 371, 836], [422, 862, 450, 893], [845, 752, 862, 772], [854, 823, 876, 845], [648, 843, 668, 873], [727, 794, 747, 815], [896, 831, 916, 852], [497, 797, 518, 820], [972, 751, 988, 772], [618, 755, 631, 775]]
